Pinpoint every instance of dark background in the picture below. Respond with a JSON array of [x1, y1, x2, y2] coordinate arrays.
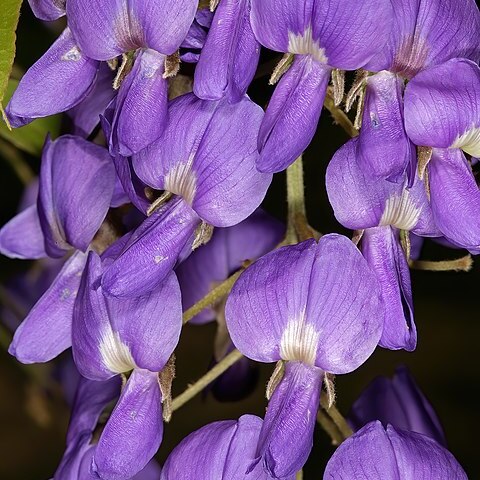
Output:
[[1, 6, 479, 478]]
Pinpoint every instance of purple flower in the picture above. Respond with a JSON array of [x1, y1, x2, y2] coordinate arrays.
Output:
[[326, 137, 439, 350], [177, 209, 283, 401], [161, 414, 295, 479], [102, 93, 272, 297], [194, 0, 260, 102], [404, 58, 480, 253], [356, 0, 480, 181], [54, 376, 161, 479], [72, 251, 182, 479], [180, 7, 213, 63], [6, 28, 100, 128], [348, 366, 447, 447], [250, 0, 393, 172], [225, 235, 384, 477], [323, 421, 466, 479], [28, 0, 65, 21]]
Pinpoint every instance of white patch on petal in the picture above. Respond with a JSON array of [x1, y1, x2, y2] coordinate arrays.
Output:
[[100, 328, 136, 374], [380, 190, 421, 231], [164, 154, 197, 205], [280, 317, 320, 365], [451, 126, 480, 157], [62, 46, 82, 62], [288, 26, 328, 64]]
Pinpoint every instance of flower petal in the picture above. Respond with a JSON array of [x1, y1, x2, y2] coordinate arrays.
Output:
[[365, 0, 480, 76], [194, 0, 260, 102], [361, 227, 416, 351], [102, 198, 200, 297], [93, 369, 163, 480], [428, 148, 480, 253], [38, 135, 116, 257], [256, 55, 331, 173], [226, 239, 317, 363], [9, 250, 87, 363], [0, 205, 47, 259], [67, 0, 197, 60], [256, 361, 322, 478], [112, 49, 168, 156], [28, 0, 65, 20], [357, 71, 415, 182], [404, 59, 480, 155], [307, 234, 383, 373], [5, 29, 98, 127]]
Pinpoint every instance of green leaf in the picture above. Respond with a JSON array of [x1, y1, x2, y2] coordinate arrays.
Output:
[[0, 0, 23, 126], [0, 78, 61, 156]]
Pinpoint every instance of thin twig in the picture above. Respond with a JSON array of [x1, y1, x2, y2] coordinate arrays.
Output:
[[324, 88, 358, 138], [171, 349, 244, 412], [410, 255, 473, 272]]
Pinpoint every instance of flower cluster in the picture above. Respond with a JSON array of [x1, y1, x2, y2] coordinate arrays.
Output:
[[1, 0, 479, 478]]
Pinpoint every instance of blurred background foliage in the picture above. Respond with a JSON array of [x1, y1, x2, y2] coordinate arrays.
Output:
[[1, 4, 479, 479]]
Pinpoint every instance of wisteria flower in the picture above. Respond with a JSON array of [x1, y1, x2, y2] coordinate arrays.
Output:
[[225, 235, 384, 477], [28, 0, 65, 21]]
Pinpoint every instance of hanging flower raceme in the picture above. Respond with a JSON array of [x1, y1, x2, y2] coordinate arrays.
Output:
[[66, 0, 198, 155], [177, 209, 283, 401], [102, 93, 272, 298], [249, 0, 393, 173], [323, 421, 467, 479], [225, 235, 384, 477], [72, 250, 182, 479], [161, 414, 295, 479], [326, 138, 439, 351], [348, 366, 447, 446], [0, 136, 117, 364], [356, 0, 480, 181], [194, 0, 260, 103], [404, 58, 480, 253]]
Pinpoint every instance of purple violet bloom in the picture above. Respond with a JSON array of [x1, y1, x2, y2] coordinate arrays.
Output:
[[179, 8, 213, 64], [54, 376, 162, 479], [6, 28, 100, 128], [326, 137, 439, 351], [72, 250, 182, 479], [356, 0, 480, 181], [225, 235, 384, 477], [102, 93, 272, 298], [348, 366, 447, 447], [161, 414, 294, 479], [323, 421, 466, 479], [404, 58, 480, 253], [194, 0, 260, 102], [177, 209, 283, 401], [66, 0, 198, 155], [28, 0, 65, 21], [250, 0, 393, 173]]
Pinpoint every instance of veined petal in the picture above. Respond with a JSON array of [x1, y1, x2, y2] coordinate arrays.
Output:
[[256, 362, 323, 478], [428, 148, 480, 253], [38, 136, 115, 257], [404, 59, 480, 155], [9, 250, 87, 364], [134, 93, 270, 227], [93, 369, 163, 480], [226, 240, 317, 363], [307, 235, 383, 373], [357, 71, 415, 181], [194, 0, 260, 102], [365, 0, 480, 76], [28, 0, 65, 20], [326, 138, 434, 234], [102, 198, 200, 297], [257, 55, 331, 173], [361, 227, 416, 352], [112, 49, 168, 156], [6, 29, 98, 127], [67, 0, 197, 60], [0, 205, 47, 259]]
